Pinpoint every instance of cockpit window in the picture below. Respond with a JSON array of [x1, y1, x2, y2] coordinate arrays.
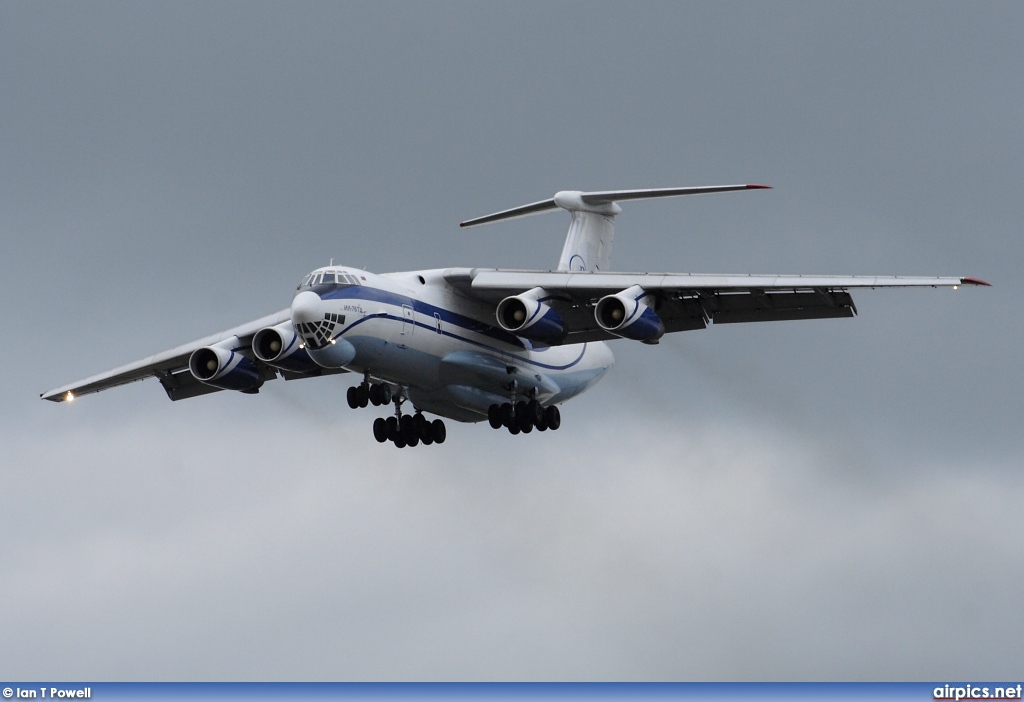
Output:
[[297, 270, 361, 292]]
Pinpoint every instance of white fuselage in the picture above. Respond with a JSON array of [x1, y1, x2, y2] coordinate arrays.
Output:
[[289, 267, 614, 422]]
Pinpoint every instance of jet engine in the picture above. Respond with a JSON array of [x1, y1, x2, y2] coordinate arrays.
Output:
[[252, 323, 320, 373], [594, 284, 665, 342], [495, 287, 566, 344], [188, 338, 264, 393]]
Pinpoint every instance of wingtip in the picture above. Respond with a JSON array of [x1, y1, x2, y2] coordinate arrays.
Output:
[[961, 277, 991, 286], [747, 184, 772, 190]]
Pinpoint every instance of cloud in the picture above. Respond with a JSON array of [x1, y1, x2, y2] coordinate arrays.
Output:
[[3, 405, 1021, 680]]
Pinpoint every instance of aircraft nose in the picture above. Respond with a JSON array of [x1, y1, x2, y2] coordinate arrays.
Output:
[[291, 290, 322, 324]]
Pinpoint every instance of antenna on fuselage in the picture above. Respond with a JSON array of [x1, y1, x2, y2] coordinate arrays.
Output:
[[459, 184, 770, 272]]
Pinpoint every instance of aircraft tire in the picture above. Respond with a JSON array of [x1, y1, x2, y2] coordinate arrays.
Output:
[[500, 403, 515, 428], [407, 435, 419, 447], [379, 385, 392, 405], [413, 413, 429, 437], [357, 385, 370, 408], [385, 416, 399, 441], [368, 384, 382, 406], [544, 405, 561, 430], [487, 404, 503, 429], [528, 399, 544, 425], [346, 386, 359, 409], [421, 432, 434, 446], [431, 419, 446, 444], [400, 414, 414, 442], [373, 417, 388, 443], [514, 400, 530, 426], [508, 423, 520, 435], [516, 401, 534, 431], [394, 436, 407, 448]]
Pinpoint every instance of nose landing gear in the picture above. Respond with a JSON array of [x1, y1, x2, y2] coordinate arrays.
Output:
[[487, 399, 560, 436], [347, 374, 394, 410], [370, 388, 446, 448]]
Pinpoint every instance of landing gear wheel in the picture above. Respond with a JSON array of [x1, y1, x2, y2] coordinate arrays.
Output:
[[372, 417, 388, 443], [413, 413, 429, 438], [400, 414, 414, 442], [346, 386, 359, 409], [369, 384, 382, 406], [488, 404, 503, 429], [357, 385, 370, 408], [378, 385, 392, 405], [544, 405, 561, 430], [431, 419, 446, 444], [508, 423, 520, 435], [385, 416, 399, 441], [500, 402, 515, 428], [394, 436, 407, 448], [528, 399, 544, 426], [515, 401, 534, 431]]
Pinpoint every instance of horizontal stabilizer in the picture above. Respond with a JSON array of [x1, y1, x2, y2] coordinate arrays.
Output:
[[580, 184, 770, 205], [459, 184, 770, 228]]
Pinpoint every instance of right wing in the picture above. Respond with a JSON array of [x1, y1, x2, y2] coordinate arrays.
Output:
[[444, 268, 989, 343], [41, 309, 342, 403]]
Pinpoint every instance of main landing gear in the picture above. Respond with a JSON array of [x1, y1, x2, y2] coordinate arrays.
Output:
[[349, 380, 446, 448], [487, 399, 560, 436]]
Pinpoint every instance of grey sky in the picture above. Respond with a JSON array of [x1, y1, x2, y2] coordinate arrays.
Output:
[[1, 1, 1021, 680]]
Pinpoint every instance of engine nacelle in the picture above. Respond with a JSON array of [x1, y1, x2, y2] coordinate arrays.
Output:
[[252, 323, 320, 373], [495, 287, 566, 344], [594, 285, 665, 342], [188, 339, 264, 393]]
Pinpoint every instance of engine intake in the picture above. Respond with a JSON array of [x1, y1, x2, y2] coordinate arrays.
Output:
[[189, 339, 263, 393], [594, 285, 665, 342], [495, 288, 566, 344], [252, 323, 319, 373]]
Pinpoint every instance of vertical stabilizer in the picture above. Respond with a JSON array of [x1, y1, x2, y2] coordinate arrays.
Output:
[[553, 192, 621, 272]]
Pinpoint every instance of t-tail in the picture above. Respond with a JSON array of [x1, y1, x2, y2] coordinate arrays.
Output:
[[460, 184, 771, 272]]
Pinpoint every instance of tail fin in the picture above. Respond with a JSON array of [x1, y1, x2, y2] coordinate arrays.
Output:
[[460, 184, 770, 272]]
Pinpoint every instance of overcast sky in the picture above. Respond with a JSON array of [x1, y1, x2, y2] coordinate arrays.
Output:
[[1, 1, 1022, 681]]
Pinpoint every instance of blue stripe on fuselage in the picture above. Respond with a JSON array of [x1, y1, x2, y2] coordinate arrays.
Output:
[[322, 286, 526, 347], [319, 287, 588, 372]]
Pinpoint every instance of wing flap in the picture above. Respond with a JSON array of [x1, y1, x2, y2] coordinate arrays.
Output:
[[708, 290, 856, 324]]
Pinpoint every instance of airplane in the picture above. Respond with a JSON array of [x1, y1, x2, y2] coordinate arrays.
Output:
[[41, 184, 989, 447]]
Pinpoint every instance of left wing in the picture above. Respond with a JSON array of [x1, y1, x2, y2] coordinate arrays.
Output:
[[41, 308, 337, 403], [444, 268, 989, 343]]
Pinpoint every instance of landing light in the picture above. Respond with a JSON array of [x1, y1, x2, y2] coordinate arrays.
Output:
[[953, 285, 958, 290], [66, 391, 75, 402]]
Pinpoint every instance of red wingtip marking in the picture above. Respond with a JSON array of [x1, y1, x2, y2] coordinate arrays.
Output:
[[746, 184, 772, 189], [961, 276, 991, 286], [459, 222, 468, 228]]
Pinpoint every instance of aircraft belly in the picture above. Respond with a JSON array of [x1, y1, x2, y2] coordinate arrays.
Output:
[[333, 297, 614, 420]]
